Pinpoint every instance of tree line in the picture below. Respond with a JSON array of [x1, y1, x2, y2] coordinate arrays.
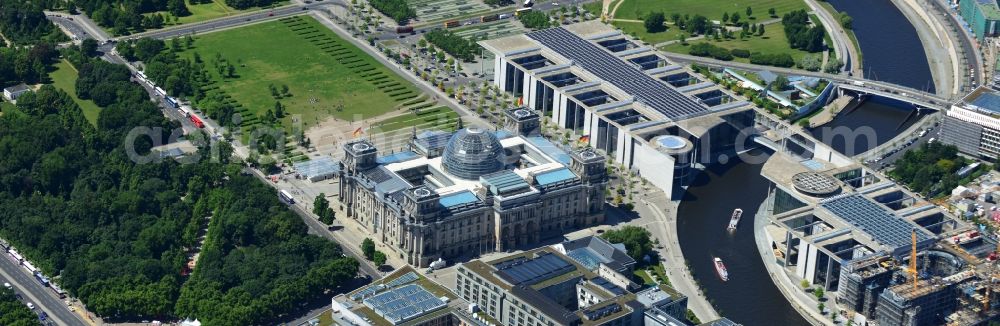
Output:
[[369, 0, 417, 25], [75, 0, 189, 35], [0, 1, 67, 45], [0, 41, 358, 324], [424, 29, 481, 62]]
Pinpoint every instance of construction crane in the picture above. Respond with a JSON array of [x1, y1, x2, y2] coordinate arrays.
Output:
[[910, 229, 918, 290], [985, 240, 1000, 314]]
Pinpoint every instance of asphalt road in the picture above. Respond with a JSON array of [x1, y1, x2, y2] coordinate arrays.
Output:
[[865, 122, 941, 170], [929, 0, 983, 90], [130, 3, 329, 40], [0, 254, 82, 326]]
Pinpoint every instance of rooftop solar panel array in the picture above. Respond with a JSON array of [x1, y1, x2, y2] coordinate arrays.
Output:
[[527, 28, 709, 120], [351, 284, 387, 301], [494, 252, 575, 286], [820, 194, 932, 249], [385, 271, 419, 288], [363, 284, 447, 324], [590, 277, 626, 296]]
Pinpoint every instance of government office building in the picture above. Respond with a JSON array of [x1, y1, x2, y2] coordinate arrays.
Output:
[[480, 21, 756, 199], [338, 109, 607, 267]]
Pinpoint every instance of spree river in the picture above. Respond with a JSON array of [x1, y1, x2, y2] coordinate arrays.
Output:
[[676, 151, 809, 326], [674, 1, 936, 324], [825, 0, 936, 92]]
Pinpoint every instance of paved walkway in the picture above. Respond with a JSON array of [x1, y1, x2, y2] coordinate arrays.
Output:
[[803, 0, 862, 76], [753, 198, 838, 326], [639, 195, 721, 322]]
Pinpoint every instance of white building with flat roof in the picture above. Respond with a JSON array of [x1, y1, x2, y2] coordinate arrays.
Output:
[[479, 22, 755, 199]]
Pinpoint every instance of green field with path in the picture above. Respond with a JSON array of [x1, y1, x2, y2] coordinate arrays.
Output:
[[662, 25, 816, 64], [179, 15, 423, 131], [48, 59, 102, 126], [612, 0, 807, 21]]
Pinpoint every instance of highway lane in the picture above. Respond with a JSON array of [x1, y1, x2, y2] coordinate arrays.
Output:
[[129, 3, 323, 40], [0, 254, 83, 326]]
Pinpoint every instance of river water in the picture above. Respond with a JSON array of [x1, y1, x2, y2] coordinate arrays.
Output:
[[673, 1, 937, 323], [809, 97, 929, 155], [676, 151, 809, 326], [825, 0, 936, 92]]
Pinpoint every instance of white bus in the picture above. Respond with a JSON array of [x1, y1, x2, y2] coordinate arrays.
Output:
[[279, 189, 295, 205]]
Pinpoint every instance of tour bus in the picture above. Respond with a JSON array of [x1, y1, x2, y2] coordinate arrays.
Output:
[[165, 97, 179, 109], [279, 189, 295, 205]]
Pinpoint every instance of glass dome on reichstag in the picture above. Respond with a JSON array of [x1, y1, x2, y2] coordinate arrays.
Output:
[[442, 127, 505, 179]]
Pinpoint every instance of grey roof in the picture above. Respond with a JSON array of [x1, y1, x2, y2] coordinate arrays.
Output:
[[494, 252, 574, 286], [3, 83, 30, 93], [820, 194, 932, 250], [526, 28, 709, 120], [590, 277, 626, 296], [560, 236, 636, 272], [363, 166, 410, 198], [510, 286, 581, 325], [699, 317, 743, 326]]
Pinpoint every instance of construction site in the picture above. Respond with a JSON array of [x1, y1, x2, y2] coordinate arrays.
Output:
[[758, 149, 1000, 325]]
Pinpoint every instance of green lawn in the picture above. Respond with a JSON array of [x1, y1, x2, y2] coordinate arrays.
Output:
[[612, 0, 807, 22], [180, 16, 421, 131], [612, 20, 685, 45], [48, 59, 102, 126], [662, 25, 816, 64], [0, 101, 14, 116], [371, 106, 458, 133], [634, 269, 656, 286]]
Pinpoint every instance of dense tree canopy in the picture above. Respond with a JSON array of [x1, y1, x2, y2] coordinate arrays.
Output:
[[644, 12, 665, 33], [0, 44, 358, 324], [600, 226, 653, 262], [424, 29, 481, 62], [0, 1, 68, 45], [0, 43, 59, 88], [518, 10, 550, 30], [782, 10, 825, 52], [369, 0, 416, 24], [889, 143, 983, 196], [0, 287, 40, 326]]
